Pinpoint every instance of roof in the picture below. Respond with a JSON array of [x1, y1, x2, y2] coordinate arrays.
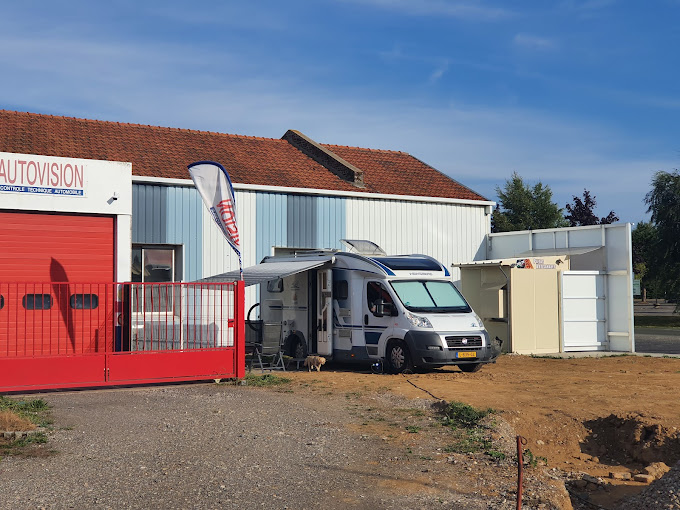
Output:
[[0, 110, 487, 201]]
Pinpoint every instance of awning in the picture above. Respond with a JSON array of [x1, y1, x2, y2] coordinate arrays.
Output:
[[197, 258, 333, 287]]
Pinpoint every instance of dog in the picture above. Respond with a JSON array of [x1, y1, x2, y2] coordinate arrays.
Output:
[[303, 355, 326, 372]]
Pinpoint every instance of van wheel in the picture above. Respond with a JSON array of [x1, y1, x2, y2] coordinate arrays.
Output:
[[387, 340, 413, 374], [458, 363, 482, 373]]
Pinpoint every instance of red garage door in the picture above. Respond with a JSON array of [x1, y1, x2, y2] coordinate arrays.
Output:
[[0, 211, 114, 282], [0, 212, 115, 357]]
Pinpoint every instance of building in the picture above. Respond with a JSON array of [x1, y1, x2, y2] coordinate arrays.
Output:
[[0, 110, 494, 299]]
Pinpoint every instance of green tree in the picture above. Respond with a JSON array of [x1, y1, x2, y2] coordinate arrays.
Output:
[[565, 189, 619, 226], [631, 221, 659, 300], [491, 172, 568, 232], [645, 170, 680, 304]]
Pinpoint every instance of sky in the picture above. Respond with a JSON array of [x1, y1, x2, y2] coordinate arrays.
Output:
[[2, 1, 678, 224]]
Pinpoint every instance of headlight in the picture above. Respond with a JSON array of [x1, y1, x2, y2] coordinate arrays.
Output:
[[405, 310, 433, 328], [471, 313, 484, 329]]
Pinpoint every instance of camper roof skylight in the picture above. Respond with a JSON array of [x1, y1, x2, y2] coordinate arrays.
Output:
[[372, 257, 442, 271]]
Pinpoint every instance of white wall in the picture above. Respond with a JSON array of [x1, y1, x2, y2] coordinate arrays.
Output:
[[345, 197, 489, 282], [201, 189, 258, 307], [0, 151, 132, 281]]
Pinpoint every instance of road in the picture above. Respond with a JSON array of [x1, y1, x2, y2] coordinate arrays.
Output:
[[635, 327, 680, 354]]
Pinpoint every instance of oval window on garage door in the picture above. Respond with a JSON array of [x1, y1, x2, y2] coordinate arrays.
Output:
[[70, 294, 99, 310], [23, 294, 52, 310]]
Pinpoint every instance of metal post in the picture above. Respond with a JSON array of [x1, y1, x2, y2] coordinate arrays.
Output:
[[516, 435, 527, 510]]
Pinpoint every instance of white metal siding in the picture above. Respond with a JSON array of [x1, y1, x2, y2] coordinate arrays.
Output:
[[561, 271, 607, 351], [201, 190, 258, 307], [345, 197, 488, 282]]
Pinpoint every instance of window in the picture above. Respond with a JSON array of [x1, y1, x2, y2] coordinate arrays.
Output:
[[132, 246, 180, 283], [390, 280, 471, 313], [0, 295, 4, 309], [267, 279, 284, 293], [334, 280, 348, 300], [131, 245, 182, 313], [367, 281, 395, 316], [70, 294, 99, 310], [23, 294, 52, 310]]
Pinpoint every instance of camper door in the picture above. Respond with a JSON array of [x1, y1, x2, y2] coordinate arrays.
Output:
[[316, 269, 333, 356], [362, 280, 396, 356]]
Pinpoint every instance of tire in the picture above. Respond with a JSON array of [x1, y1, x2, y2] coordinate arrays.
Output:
[[386, 340, 413, 374], [247, 303, 262, 333], [458, 363, 483, 373]]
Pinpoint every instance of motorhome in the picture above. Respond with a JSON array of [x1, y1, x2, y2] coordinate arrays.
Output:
[[244, 241, 500, 373]]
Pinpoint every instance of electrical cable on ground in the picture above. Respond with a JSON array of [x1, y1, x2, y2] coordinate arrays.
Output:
[[400, 373, 445, 402], [565, 487, 611, 510]]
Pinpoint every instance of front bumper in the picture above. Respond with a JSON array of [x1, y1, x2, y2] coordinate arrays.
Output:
[[404, 330, 500, 368]]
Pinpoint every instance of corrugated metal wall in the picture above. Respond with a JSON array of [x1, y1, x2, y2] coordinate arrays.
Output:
[[317, 195, 346, 250], [133, 184, 489, 286], [256, 193, 287, 263], [287, 195, 317, 249], [133, 184, 203, 281], [345, 197, 488, 281]]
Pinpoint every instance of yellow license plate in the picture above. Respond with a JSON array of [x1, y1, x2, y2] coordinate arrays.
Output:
[[456, 351, 477, 359]]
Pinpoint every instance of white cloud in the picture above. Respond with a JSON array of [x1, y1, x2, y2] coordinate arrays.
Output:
[[0, 21, 670, 224], [513, 33, 557, 51], [429, 61, 449, 83], [561, 0, 616, 11], [337, 0, 514, 21]]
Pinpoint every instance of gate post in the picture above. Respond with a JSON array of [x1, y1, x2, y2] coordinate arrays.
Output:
[[234, 280, 246, 378]]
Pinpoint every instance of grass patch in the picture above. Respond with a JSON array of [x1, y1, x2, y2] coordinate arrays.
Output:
[[0, 396, 51, 428], [0, 396, 52, 461], [523, 448, 548, 467], [635, 315, 680, 328], [439, 401, 503, 459], [441, 401, 494, 428], [405, 425, 421, 434], [242, 373, 291, 387], [443, 428, 493, 454]]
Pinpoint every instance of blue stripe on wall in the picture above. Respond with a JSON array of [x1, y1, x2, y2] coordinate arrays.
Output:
[[132, 184, 203, 282], [317, 195, 345, 250], [256, 193, 287, 263], [287, 195, 317, 248]]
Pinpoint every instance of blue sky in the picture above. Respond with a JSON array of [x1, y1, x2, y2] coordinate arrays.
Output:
[[2, 1, 678, 224]]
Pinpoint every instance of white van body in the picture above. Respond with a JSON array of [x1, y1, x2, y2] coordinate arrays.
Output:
[[257, 248, 500, 373]]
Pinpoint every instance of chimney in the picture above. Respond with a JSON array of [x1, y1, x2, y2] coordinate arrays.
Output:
[[282, 130, 365, 188]]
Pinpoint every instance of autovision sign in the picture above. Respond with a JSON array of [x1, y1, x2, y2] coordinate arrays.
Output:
[[0, 155, 85, 196]]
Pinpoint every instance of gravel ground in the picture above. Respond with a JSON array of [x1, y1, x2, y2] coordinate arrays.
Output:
[[618, 461, 680, 510], [0, 383, 522, 510]]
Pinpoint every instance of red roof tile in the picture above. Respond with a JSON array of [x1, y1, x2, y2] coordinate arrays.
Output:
[[0, 110, 487, 201]]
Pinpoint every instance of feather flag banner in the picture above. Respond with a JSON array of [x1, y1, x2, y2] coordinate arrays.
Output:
[[188, 161, 242, 278]]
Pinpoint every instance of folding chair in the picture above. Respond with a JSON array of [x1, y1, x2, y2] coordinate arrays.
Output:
[[253, 322, 286, 373]]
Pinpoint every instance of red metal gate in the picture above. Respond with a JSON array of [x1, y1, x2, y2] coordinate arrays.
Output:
[[0, 281, 245, 392]]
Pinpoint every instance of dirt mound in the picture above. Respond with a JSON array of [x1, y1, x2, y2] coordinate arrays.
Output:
[[582, 413, 680, 467]]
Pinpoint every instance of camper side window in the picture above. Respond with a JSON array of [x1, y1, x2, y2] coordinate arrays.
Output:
[[367, 281, 395, 316], [334, 280, 349, 300], [267, 279, 284, 293]]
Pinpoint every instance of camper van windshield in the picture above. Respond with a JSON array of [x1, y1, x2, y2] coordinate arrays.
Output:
[[390, 280, 471, 313]]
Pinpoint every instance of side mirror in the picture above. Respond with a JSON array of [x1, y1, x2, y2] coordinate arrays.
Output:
[[375, 299, 393, 317]]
